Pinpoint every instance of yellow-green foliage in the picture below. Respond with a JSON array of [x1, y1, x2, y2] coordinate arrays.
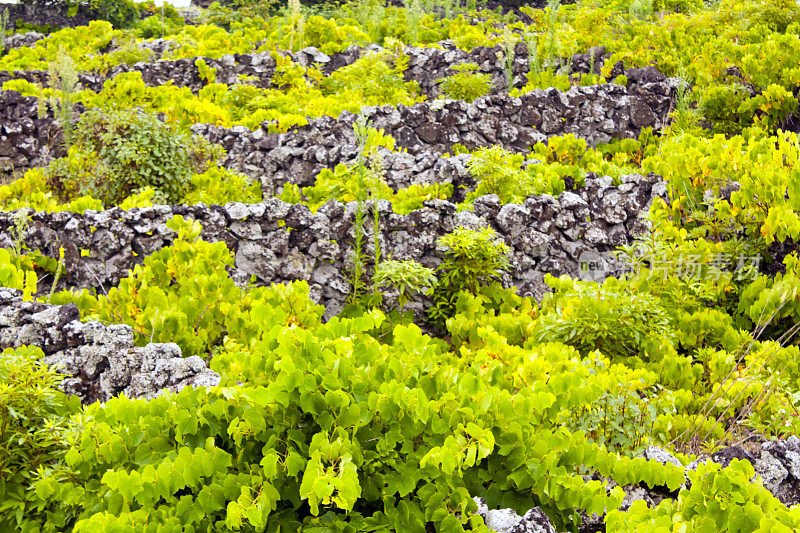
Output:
[[281, 125, 452, 214], [7, 1, 800, 531], [0, 346, 76, 532], [462, 132, 655, 206], [607, 459, 800, 531], [14, 233, 800, 532], [511, 70, 573, 93], [194, 58, 217, 85], [13, 279, 700, 532], [73, 217, 241, 356], [0, 21, 118, 72], [0, 247, 36, 298], [638, 131, 800, 245], [293, 162, 452, 215], [0, 166, 197, 214], [34, 50, 423, 133], [0, 169, 104, 213], [466, 146, 564, 204], [161, 23, 268, 60], [184, 167, 263, 206], [438, 62, 492, 102]]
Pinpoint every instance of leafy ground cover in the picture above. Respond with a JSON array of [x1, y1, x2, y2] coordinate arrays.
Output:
[[3, 0, 800, 531]]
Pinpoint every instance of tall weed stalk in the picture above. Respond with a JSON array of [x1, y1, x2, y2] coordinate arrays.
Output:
[[287, 0, 305, 52], [406, 0, 423, 44], [502, 26, 516, 90], [350, 115, 371, 303], [525, 32, 541, 75], [0, 9, 9, 53], [46, 47, 81, 151], [545, 0, 560, 73], [370, 156, 384, 270]]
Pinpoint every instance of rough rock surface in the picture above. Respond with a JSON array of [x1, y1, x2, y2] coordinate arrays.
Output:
[[3, 31, 46, 50], [0, 90, 63, 177], [474, 497, 556, 533], [0, 173, 667, 317], [0, 287, 220, 404], [0, 41, 659, 98], [0, 69, 674, 181], [0, 3, 98, 32], [193, 81, 675, 196], [757, 437, 800, 505]]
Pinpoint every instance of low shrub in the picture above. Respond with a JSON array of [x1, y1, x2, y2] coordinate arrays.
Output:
[[90, 0, 142, 29], [72, 216, 241, 357], [0, 346, 78, 532], [438, 62, 492, 102], [45, 108, 221, 205], [428, 226, 511, 326], [534, 275, 675, 360]]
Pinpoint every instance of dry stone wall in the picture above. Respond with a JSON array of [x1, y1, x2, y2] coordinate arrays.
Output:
[[0, 287, 220, 405], [0, 2, 97, 32], [0, 89, 63, 176], [3, 31, 47, 50], [0, 41, 653, 98], [196, 81, 676, 196], [0, 75, 675, 184], [0, 46, 349, 93], [0, 172, 667, 318]]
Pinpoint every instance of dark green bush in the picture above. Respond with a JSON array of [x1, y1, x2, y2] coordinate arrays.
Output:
[[47, 108, 220, 205], [13, 20, 56, 34], [699, 84, 753, 135], [18, 0, 143, 29], [91, 0, 141, 29]]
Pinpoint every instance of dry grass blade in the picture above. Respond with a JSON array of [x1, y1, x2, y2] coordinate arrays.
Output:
[[670, 279, 800, 454]]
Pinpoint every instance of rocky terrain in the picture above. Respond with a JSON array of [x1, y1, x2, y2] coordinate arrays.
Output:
[[0, 173, 665, 317], [0, 68, 675, 179], [2, 1, 799, 531], [0, 2, 98, 32], [198, 80, 673, 194], [0, 287, 219, 404], [0, 41, 639, 97]]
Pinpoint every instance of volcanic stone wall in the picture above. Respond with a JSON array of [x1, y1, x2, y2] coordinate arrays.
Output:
[[0, 2, 96, 32], [0, 89, 62, 176], [0, 287, 220, 404], [0, 172, 666, 318], [0, 74, 675, 183], [0, 41, 647, 98], [3, 31, 47, 50], [0, 51, 286, 94], [196, 81, 675, 197]]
